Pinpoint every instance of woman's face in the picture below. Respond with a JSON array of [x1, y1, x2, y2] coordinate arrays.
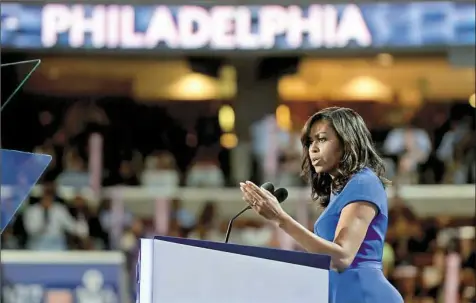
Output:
[[307, 120, 343, 176]]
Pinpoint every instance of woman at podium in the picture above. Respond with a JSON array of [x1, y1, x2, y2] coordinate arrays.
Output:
[[240, 107, 403, 303]]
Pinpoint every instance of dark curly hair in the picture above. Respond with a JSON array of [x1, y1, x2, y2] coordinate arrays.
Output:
[[300, 107, 390, 208]]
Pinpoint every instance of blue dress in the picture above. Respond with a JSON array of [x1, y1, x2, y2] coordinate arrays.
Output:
[[314, 168, 403, 303]]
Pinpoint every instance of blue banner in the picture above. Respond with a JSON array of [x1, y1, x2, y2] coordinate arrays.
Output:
[[1, 2, 475, 51], [2, 252, 126, 303], [1, 150, 51, 233]]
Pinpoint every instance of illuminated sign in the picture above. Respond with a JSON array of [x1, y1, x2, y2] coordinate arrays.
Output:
[[1, 2, 475, 51]]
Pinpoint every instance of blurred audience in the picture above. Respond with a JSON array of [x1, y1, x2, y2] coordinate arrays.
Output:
[[117, 160, 140, 186], [169, 198, 196, 238], [383, 120, 432, 184], [1, 226, 20, 250], [22, 186, 88, 250], [277, 131, 303, 187], [12, 100, 474, 188], [120, 218, 145, 279], [1, 100, 474, 303], [98, 198, 133, 247], [56, 147, 89, 188], [4, 172, 474, 303], [141, 151, 180, 187], [188, 201, 222, 241], [68, 194, 108, 250], [384, 191, 476, 303], [186, 146, 224, 187], [437, 117, 475, 184]]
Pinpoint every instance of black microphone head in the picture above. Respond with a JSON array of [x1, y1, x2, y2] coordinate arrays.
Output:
[[260, 182, 275, 193], [274, 188, 289, 203]]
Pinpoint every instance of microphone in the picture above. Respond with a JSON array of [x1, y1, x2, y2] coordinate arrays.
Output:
[[224, 183, 289, 243], [272, 188, 289, 204]]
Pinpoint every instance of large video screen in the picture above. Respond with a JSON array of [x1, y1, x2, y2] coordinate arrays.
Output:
[[1, 2, 474, 51]]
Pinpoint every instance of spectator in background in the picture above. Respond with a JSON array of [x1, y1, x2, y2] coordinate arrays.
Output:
[[437, 117, 475, 184], [387, 193, 419, 266], [435, 216, 455, 249], [460, 267, 476, 303], [186, 146, 224, 187], [393, 265, 419, 302], [1, 226, 20, 249], [120, 217, 145, 298], [407, 221, 429, 255], [86, 207, 109, 250], [251, 116, 302, 184], [117, 159, 140, 186], [388, 193, 417, 223], [277, 131, 303, 187], [414, 268, 440, 303], [67, 194, 90, 249], [98, 198, 133, 249], [104, 155, 141, 186], [56, 147, 89, 188], [459, 226, 476, 303], [120, 218, 144, 261], [459, 226, 476, 271], [23, 186, 88, 250], [141, 151, 179, 187], [68, 194, 108, 250], [383, 120, 432, 184], [169, 199, 195, 238], [189, 201, 222, 241]]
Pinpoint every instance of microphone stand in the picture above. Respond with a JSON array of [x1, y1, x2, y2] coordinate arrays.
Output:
[[224, 206, 250, 244], [223, 182, 275, 244], [223, 187, 288, 244]]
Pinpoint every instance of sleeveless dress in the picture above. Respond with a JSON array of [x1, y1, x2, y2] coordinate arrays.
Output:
[[314, 168, 404, 303]]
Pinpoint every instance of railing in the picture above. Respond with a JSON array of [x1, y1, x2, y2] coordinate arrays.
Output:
[[18, 184, 474, 216], [4, 184, 474, 249]]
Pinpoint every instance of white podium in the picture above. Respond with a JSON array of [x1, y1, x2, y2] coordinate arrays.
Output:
[[137, 236, 330, 303]]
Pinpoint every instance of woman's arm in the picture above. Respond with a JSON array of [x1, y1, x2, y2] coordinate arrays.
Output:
[[278, 202, 377, 270]]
